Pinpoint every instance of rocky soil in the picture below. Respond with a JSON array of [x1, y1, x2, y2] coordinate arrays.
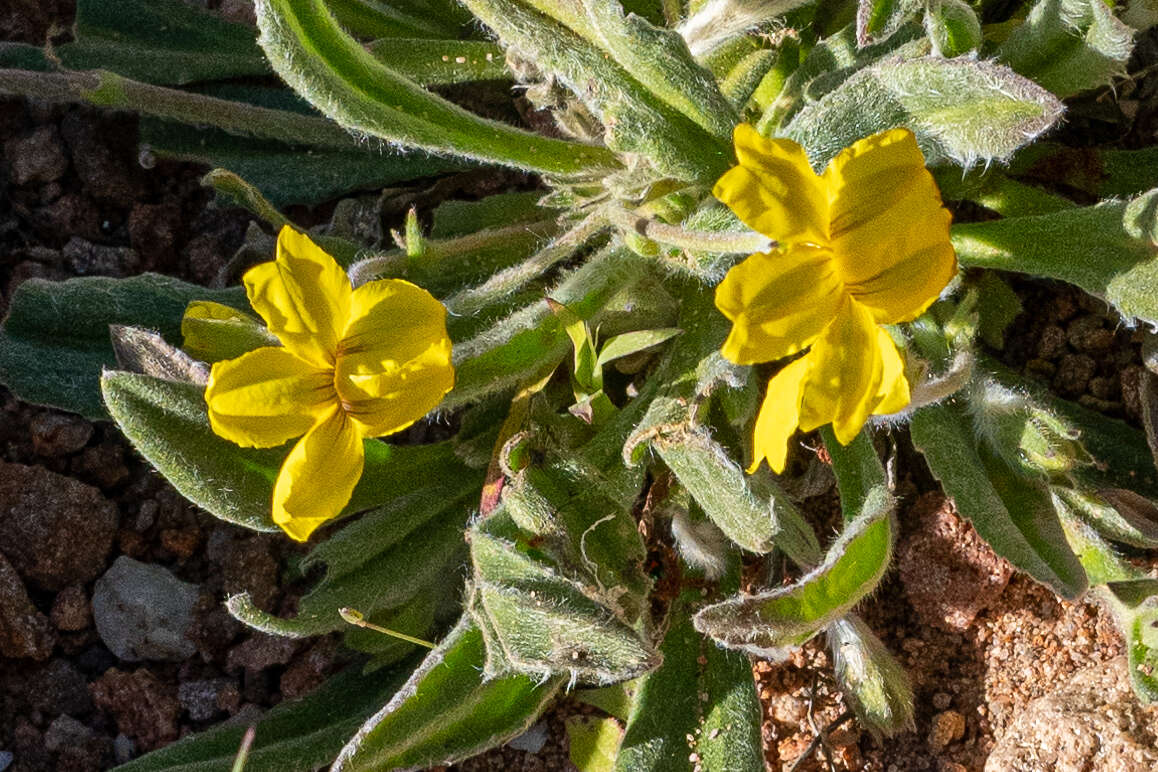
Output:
[[2, 6, 1158, 772]]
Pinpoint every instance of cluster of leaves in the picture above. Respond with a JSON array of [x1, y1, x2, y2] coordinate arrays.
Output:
[[1, 0, 1158, 769]]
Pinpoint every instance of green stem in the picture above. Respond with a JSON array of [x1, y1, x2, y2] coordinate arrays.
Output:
[[606, 206, 773, 254], [349, 218, 560, 287], [0, 68, 359, 149], [339, 607, 436, 649], [443, 211, 609, 318]]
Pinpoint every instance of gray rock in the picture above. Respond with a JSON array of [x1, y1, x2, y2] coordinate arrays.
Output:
[[178, 678, 238, 721], [43, 715, 92, 752], [113, 734, 135, 765], [0, 750, 12, 771], [92, 557, 199, 661], [507, 722, 549, 753], [986, 656, 1158, 771], [62, 237, 141, 277]]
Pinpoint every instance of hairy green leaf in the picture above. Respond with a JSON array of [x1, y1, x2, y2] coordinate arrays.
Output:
[[141, 119, 468, 207], [954, 189, 1158, 325], [331, 617, 562, 770], [459, 0, 729, 180], [615, 591, 762, 772], [102, 373, 449, 535], [470, 450, 655, 683], [786, 55, 1064, 168], [911, 402, 1088, 598], [113, 662, 415, 772], [0, 274, 244, 418], [58, 0, 269, 85], [998, 0, 1134, 98], [228, 459, 478, 636], [693, 487, 893, 654]]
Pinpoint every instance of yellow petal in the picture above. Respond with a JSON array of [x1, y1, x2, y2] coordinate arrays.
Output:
[[713, 124, 828, 245], [750, 356, 810, 474], [334, 278, 455, 437], [205, 347, 335, 448], [272, 407, 364, 542], [716, 244, 845, 365], [823, 128, 956, 323], [798, 300, 884, 444], [872, 328, 910, 416], [244, 227, 352, 368]]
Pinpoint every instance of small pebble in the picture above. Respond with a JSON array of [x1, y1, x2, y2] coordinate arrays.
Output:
[[928, 710, 966, 751], [507, 721, 548, 753], [113, 734, 135, 765]]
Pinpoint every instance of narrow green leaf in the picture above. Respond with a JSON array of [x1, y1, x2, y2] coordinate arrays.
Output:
[[975, 272, 1024, 349], [910, 402, 1088, 598], [576, 0, 738, 141], [1055, 486, 1158, 549], [459, 0, 728, 180], [367, 39, 509, 84], [597, 328, 683, 368], [326, 0, 470, 39], [822, 427, 886, 522], [627, 287, 821, 563], [693, 488, 894, 653], [981, 356, 1158, 498], [616, 592, 763, 772], [0, 274, 245, 418], [113, 662, 415, 772], [331, 617, 562, 771], [58, 0, 269, 85], [757, 24, 923, 135], [786, 56, 1064, 168], [228, 478, 476, 637], [256, 0, 618, 175], [102, 372, 464, 536], [653, 427, 821, 563], [718, 46, 778, 109], [575, 683, 637, 722], [470, 524, 660, 683], [1104, 580, 1158, 702], [953, 189, 1158, 325], [142, 119, 468, 207], [429, 192, 549, 238], [998, 0, 1134, 98]]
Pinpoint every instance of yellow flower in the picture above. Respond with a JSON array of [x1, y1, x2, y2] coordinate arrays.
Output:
[[714, 125, 956, 473], [203, 226, 454, 541]]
